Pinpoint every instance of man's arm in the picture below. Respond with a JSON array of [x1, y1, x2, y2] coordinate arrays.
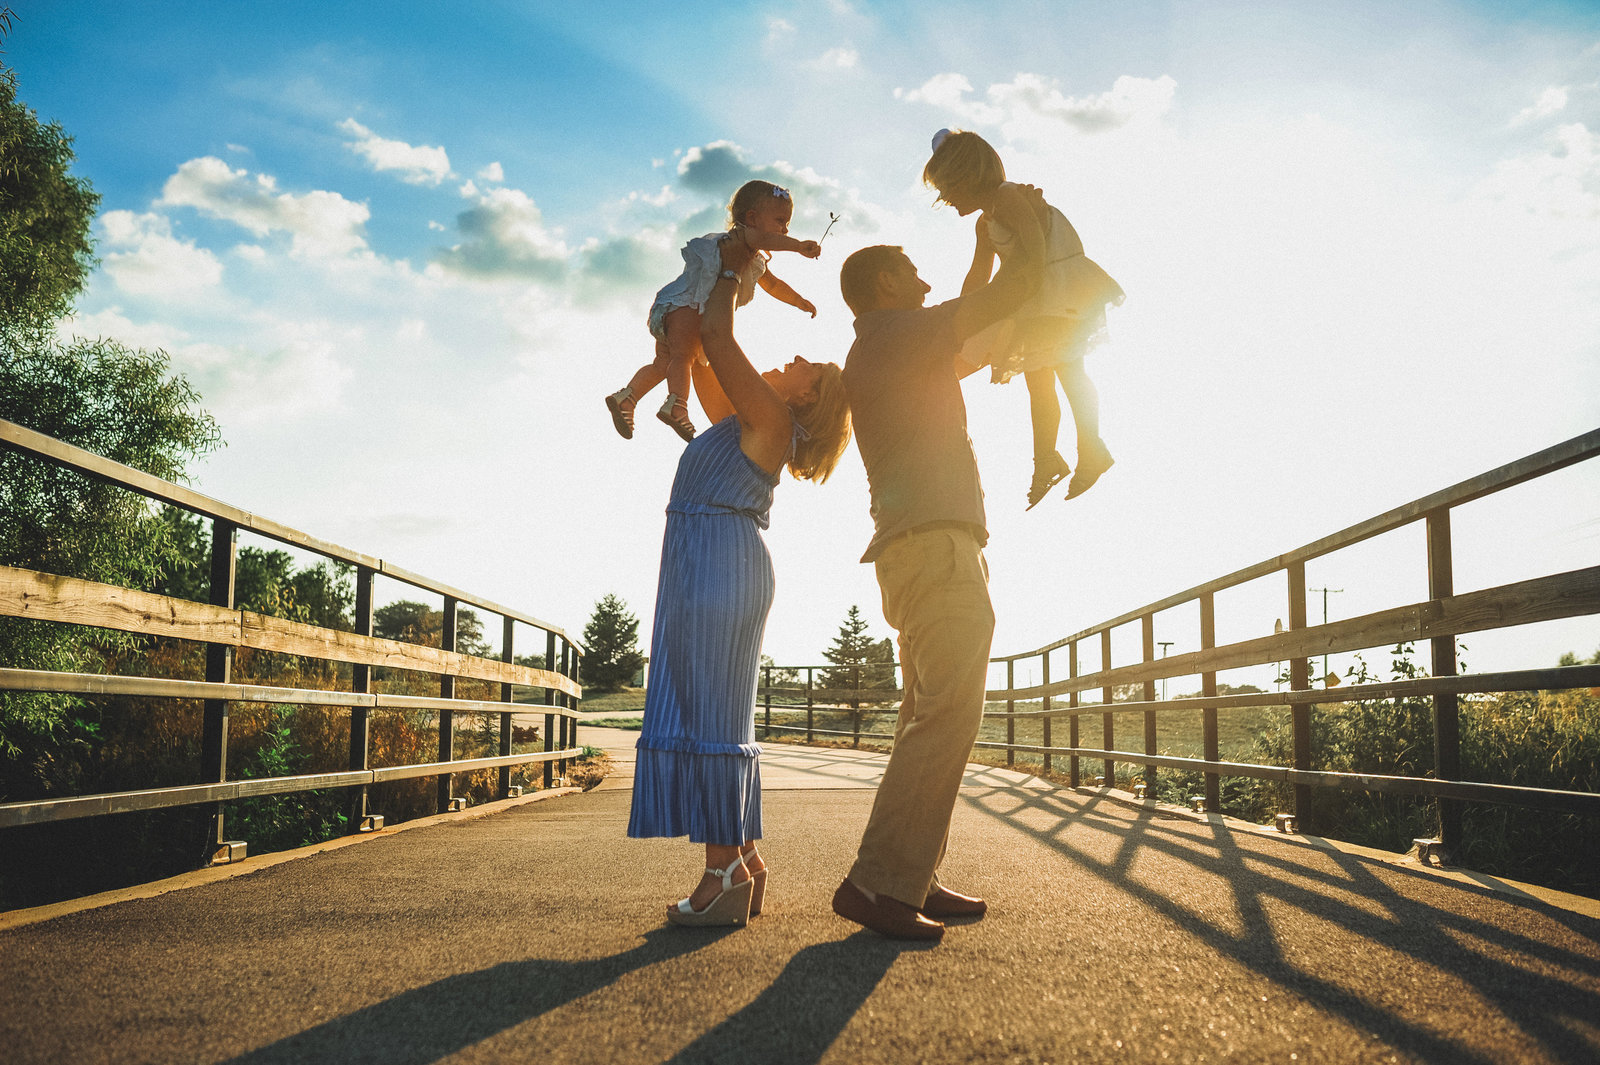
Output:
[[950, 183, 1044, 344]]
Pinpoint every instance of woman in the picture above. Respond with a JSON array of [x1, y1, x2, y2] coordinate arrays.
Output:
[[626, 237, 852, 927]]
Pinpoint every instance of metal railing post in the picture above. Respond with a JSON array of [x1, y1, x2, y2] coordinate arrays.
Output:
[[852, 663, 861, 748], [347, 564, 374, 831], [805, 667, 814, 743], [199, 517, 236, 863], [1006, 659, 1016, 767], [437, 596, 457, 812], [1101, 629, 1115, 787], [761, 665, 771, 740], [1288, 561, 1313, 832], [1427, 508, 1462, 855], [543, 630, 556, 789], [1142, 613, 1157, 793], [499, 617, 515, 798], [1041, 650, 1052, 774], [1201, 591, 1219, 812], [1069, 640, 1080, 787]]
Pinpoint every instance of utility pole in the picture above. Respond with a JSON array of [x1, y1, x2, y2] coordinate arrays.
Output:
[[1158, 641, 1173, 701], [1308, 587, 1344, 684]]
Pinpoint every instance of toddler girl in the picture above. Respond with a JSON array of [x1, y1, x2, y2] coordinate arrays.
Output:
[[924, 129, 1124, 506], [606, 180, 822, 442]]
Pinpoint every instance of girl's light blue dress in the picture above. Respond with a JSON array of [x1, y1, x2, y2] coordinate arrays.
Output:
[[627, 416, 776, 845]]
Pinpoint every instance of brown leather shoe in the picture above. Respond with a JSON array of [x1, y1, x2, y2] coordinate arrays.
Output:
[[921, 885, 987, 919], [832, 879, 944, 941]]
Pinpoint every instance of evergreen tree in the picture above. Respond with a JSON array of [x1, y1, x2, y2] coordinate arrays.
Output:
[[821, 605, 896, 695], [581, 593, 644, 693]]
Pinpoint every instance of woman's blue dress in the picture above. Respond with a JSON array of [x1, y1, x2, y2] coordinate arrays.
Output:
[[627, 416, 777, 845]]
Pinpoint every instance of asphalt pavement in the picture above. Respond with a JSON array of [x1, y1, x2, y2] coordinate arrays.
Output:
[[4, 727, 1599, 1064]]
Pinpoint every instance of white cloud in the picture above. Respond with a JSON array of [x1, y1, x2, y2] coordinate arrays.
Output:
[[815, 47, 858, 69], [158, 156, 371, 260], [897, 72, 1177, 136], [477, 161, 505, 183], [435, 185, 570, 280], [1512, 86, 1570, 126], [1472, 122, 1600, 235], [338, 118, 452, 186], [97, 210, 224, 300]]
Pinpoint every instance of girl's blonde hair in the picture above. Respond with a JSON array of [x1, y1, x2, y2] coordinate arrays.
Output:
[[728, 179, 791, 227], [788, 362, 851, 483], [922, 130, 1006, 204]]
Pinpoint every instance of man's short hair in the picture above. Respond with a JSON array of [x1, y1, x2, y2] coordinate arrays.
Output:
[[839, 244, 905, 316]]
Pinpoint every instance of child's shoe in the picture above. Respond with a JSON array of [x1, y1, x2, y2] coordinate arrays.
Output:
[[605, 387, 636, 440], [657, 393, 695, 442], [1026, 451, 1071, 510], [1066, 439, 1114, 499]]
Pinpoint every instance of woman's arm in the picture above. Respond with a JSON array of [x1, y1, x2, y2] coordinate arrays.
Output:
[[756, 270, 817, 317], [699, 243, 795, 475], [690, 359, 734, 424]]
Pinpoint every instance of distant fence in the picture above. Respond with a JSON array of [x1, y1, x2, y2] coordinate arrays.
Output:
[[0, 418, 584, 865], [761, 429, 1600, 856]]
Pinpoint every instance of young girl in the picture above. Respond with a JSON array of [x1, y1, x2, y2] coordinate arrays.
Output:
[[605, 180, 822, 442], [924, 129, 1124, 507]]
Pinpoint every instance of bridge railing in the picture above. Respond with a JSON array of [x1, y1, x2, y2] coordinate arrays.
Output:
[[0, 418, 584, 865], [761, 428, 1600, 856]]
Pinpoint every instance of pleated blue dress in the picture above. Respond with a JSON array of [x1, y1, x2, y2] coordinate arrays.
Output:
[[627, 415, 778, 845]]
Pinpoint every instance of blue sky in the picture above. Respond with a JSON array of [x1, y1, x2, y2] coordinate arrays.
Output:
[[9, 0, 1600, 679]]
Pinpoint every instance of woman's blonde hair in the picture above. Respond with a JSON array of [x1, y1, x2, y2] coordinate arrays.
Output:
[[922, 129, 1005, 204], [788, 362, 851, 483], [728, 179, 790, 227]]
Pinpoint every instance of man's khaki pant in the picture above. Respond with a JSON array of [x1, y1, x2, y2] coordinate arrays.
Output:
[[848, 526, 995, 905]]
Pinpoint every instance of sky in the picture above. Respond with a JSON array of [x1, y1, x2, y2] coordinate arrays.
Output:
[[9, 0, 1600, 688]]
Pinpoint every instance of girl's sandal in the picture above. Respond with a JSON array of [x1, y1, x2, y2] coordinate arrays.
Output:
[[666, 853, 752, 927], [605, 387, 636, 440], [1026, 451, 1071, 511], [657, 393, 696, 442]]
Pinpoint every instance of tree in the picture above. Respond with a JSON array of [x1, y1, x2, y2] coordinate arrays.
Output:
[[0, 66, 99, 324], [373, 600, 489, 656], [821, 605, 896, 699], [582, 594, 644, 693]]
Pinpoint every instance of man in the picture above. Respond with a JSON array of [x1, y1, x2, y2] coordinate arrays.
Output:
[[832, 185, 1045, 941]]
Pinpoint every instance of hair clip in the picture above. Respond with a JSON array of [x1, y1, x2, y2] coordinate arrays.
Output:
[[931, 128, 953, 152], [771, 185, 791, 200]]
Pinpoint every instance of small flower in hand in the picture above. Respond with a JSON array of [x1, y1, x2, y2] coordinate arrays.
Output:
[[819, 212, 841, 245]]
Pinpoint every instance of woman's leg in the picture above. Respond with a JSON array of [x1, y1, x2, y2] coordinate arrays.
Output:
[[682, 842, 751, 911]]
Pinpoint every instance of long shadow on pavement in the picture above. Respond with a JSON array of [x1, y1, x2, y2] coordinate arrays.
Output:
[[963, 784, 1600, 1065], [218, 926, 733, 1065], [660, 933, 919, 1065]]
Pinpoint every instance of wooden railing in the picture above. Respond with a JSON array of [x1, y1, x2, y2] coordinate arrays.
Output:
[[0, 418, 584, 864], [761, 428, 1600, 857]]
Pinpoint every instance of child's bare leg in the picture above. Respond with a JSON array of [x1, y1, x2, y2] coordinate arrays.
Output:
[[1057, 358, 1114, 498], [655, 307, 699, 441], [1022, 368, 1070, 509]]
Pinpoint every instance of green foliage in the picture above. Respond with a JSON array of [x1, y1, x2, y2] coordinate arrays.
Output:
[[373, 599, 489, 655], [820, 605, 896, 698], [0, 68, 99, 324], [1234, 644, 1600, 896], [0, 331, 219, 773], [581, 593, 643, 693]]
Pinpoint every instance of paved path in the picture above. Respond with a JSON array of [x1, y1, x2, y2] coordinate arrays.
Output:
[[4, 730, 1599, 1064]]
